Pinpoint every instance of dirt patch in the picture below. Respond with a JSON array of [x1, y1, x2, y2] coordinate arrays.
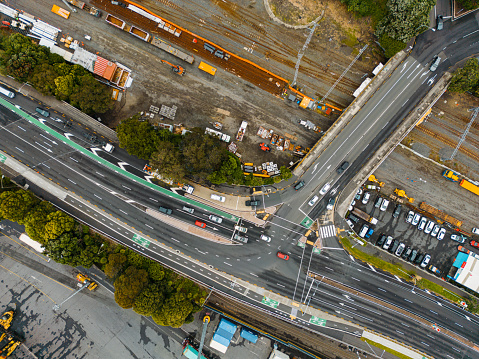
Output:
[[269, 0, 325, 25]]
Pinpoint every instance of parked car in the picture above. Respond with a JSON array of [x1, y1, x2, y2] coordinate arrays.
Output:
[[395, 243, 406, 257], [260, 234, 271, 242], [209, 215, 223, 224], [411, 213, 421, 226], [451, 234, 465, 243], [415, 253, 425, 265], [294, 181, 305, 190], [420, 254, 431, 268], [327, 197, 336, 210], [380, 199, 389, 211], [234, 234, 248, 243], [195, 220, 206, 228], [374, 197, 383, 208], [308, 195, 319, 206], [348, 214, 359, 223], [417, 217, 427, 231], [366, 185, 377, 190], [277, 251, 289, 260], [362, 192, 371, 204], [409, 249, 418, 262], [389, 240, 399, 253], [246, 200, 260, 206], [320, 183, 331, 195], [402, 247, 412, 260], [359, 224, 369, 238], [365, 227, 374, 239], [211, 193, 225, 202], [428, 265, 441, 275], [472, 228, 479, 235], [424, 221, 435, 234], [383, 236, 393, 250], [235, 225, 248, 233], [437, 228, 446, 240], [430, 224, 440, 237], [470, 240, 479, 248], [406, 211, 414, 223], [355, 188, 363, 200], [346, 219, 354, 229], [392, 204, 402, 218], [376, 234, 387, 247]]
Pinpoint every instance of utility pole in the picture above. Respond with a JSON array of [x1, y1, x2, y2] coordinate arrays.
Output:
[[447, 106, 479, 161], [318, 45, 368, 104], [291, 20, 320, 87], [52, 282, 90, 311]]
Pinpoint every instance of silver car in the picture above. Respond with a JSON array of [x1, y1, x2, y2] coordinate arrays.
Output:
[[417, 217, 427, 231], [209, 215, 223, 224], [430, 224, 440, 237], [412, 213, 421, 226], [424, 220, 435, 234]]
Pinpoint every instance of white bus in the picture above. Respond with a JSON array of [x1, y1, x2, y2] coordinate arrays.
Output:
[[0, 86, 15, 98]]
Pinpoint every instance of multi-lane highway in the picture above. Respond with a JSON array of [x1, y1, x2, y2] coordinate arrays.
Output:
[[1, 8, 479, 359]]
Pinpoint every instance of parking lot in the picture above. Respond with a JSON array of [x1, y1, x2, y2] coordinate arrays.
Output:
[[346, 182, 471, 277]]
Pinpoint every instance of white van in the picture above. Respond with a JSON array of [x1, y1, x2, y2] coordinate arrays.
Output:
[[0, 86, 15, 98], [359, 224, 369, 238], [210, 193, 225, 202]]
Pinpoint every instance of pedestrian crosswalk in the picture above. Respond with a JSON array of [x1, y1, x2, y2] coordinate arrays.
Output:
[[319, 225, 336, 239]]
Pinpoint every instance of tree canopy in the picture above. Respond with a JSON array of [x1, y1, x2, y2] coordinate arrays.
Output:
[[449, 58, 479, 95]]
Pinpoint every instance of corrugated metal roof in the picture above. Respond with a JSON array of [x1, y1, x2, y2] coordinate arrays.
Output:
[[217, 318, 236, 338], [240, 328, 258, 343]]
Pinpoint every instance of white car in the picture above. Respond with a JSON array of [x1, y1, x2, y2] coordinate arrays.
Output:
[[355, 188, 363, 200], [406, 211, 414, 223], [424, 220, 435, 234], [473, 228, 479, 235], [319, 183, 331, 195], [437, 228, 446, 240], [327, 197, 335, 210], [420, 254, 431, 268], [430, 224, 440, 237], [308, 195, 319, 206], [211, 193, 225, 202], [362, 192, 371, 204], [346, 219, 354, 229], [411, 213, 421, 226], [209, 215, 223, 223], [379, 198, 389, 211], [417, 217, 427, 231], [260, 234, 271, 242]]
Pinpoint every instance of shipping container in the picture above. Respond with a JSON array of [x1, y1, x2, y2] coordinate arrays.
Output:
[[105, 13, 125, 29], [459, 179, 479, 196], [51, 4, 70, 19]]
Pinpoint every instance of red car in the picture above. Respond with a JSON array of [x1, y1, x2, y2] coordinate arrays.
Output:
[[195, 220, 206, 228], [471, 241, 479, 249], [277, 251, 289, 260]]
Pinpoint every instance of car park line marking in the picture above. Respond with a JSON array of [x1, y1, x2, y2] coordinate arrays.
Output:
[[377, 288, 386, 292]]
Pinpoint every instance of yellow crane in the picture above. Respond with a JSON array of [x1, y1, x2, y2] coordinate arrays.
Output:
[[368, 175, 384, 187], [394, 188, 415, 203], [0, 310, 22, 359]]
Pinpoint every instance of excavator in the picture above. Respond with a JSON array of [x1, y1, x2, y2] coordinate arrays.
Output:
[[161, 60, 185, 76], [394, 188, 415, 203], [0, 310, 22, 358], [368, 175, 384, 187]]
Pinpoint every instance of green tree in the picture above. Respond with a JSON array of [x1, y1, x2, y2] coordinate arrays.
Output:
[[151, 293, 194, 327], [23, 201, 56, 244], [43, 232, 82, 266], [69, 74, 114, 114], [279, 166, 292, 180], [147, 261, 166, 281], [150, 141, 186, 182], [0, 189, 37, 224], [116, 115, 160, 159], [104, 252, 128, 278], [449, 58, 479, 93], [30, 63, 59, 96], [460, 0, 479, 10], [378, 34, 407, 59], [43, 211, 75, 242], [114, 266, 149, 309], [133, 283, 165, 316]]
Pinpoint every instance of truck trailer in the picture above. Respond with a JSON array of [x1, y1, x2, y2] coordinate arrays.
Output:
[[419, 202, 462, 227], [151, 37, 195, 64], [105, 14, 125, 29], [352, 208, 378, 225], [459, 179, 479, 196]]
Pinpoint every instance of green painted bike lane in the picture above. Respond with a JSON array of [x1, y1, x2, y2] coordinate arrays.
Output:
[[0, 98, 238, 222]]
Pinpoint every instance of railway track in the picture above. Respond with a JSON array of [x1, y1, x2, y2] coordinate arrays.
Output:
[[427, 116, 479, 150], [416, 125, 479, 162]]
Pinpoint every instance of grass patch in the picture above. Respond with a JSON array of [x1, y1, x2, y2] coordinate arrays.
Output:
[[341, 28, 359, 48], [417, 278, 463, 303], [361, 338, 413, 359]]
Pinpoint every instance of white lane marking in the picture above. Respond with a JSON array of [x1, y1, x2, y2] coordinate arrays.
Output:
[[250, 273, 258, 277], [119, 209, 128, 215], [349, 255, 355, 262], [17, 126, 26, 131], [145, 224, 153, 229], [277, 283, 285, 287], [94, 194, 102, 200], [43, 164, 50, 169], [404, 298, 413, 303], [171, 237, 179, 242], [464, 29, 479, 38], [351, 277, 360, 281], [451, 347, 461, 352], [68, 179, 77, 185], [95, 171, 104, 177], [421, 342, 429, 347], [122, 185, 131, 190], [70, 157, 78, 162], [377, 288, 386, 292], [224, 262, 232, 266], [367, 264, 377, 272], [455, 322, 463, 327], [325, 267, 334, 271], [15, 147, 24, 153], [401, 322, 410, 327], [430, 310, 438, 314], [396, 330, 404, 335], [149, 197, 158, 202]]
